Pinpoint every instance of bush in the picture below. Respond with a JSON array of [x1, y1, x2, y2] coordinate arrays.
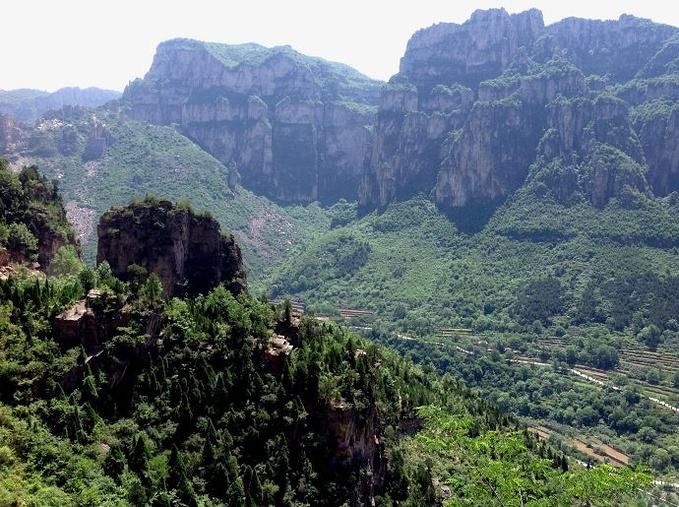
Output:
[[49, 245, 83, 276], [6, 223, 38, 259]]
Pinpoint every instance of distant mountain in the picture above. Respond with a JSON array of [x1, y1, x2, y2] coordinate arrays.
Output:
[[122, 39, 381, 204], [0, 105, 335, 283], [0, 86, 121, 124], [360, 9, 679, 210], [116, 12, 679, 215]]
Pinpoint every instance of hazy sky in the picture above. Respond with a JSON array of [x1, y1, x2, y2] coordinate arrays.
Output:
[[2, 0, 678, 92]]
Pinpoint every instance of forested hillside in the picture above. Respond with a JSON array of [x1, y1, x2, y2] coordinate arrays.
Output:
[[0, 187, 650, 505]]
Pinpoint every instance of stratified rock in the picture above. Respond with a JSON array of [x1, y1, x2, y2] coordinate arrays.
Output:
[[545, 15, 677, 82], [122, 39, 380, 204], [397, 8, 545, 91], [633, 102, 679, 195], [97, 199, 246, 297], [432, 60, 586, 209], [359, 83, 460, 207]]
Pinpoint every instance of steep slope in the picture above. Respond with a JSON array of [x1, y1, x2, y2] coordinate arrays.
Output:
[[97, 198, 246, 297], [0, 158, 77, 274], [0, 195, 650, 505], [122, 39, 381, 204], [0, 87, 121, 124]]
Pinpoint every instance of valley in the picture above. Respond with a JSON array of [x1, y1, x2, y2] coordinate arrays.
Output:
[[1, 4, 678, 505]]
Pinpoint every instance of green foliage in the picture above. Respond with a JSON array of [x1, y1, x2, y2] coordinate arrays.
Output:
[[0, 159, 76, 265], [49, 245, 84, 276], [0, 252, 646, 506], [5, 223, 38, 259]]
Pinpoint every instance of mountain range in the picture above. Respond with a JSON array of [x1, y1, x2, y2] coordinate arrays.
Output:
[[1, 7, 679, 501]]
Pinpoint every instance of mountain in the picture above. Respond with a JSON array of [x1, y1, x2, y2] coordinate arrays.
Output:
[[0, 86, 121, 124], [116, 12, 679, 214], [122, 39, 381, 204], [1, 9, 678, 491], [360, 9, 679, 211]]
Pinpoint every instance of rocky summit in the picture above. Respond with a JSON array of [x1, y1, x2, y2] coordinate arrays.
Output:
[[97, 198, 246, 297], [361, 8, 679, 211]]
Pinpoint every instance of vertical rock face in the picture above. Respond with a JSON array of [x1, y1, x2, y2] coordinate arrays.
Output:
[[97, 199, 246, 297], [359, 84, 469, 207], [545, 15, 678, 82], [360, 9, 679, 210], [634, 104, 679, 195], [122, 39, 380, 204], [397, 8, 545, 92]]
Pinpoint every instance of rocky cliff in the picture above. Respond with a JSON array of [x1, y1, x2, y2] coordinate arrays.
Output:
[[397, 8, 545, 93], [122, 39, 380, 204], [97, 199, 246, 297], [359, 9, 679, 211], [8, 10, 678, 216]]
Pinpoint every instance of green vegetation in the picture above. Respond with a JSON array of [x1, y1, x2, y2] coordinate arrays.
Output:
[[0, 159, 76, 265], [267, 191, 679, 479], [0, 167, 651, 504], [0, 261, 650, 505]]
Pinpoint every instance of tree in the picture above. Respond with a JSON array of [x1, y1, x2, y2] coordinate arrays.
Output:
[[637, 325, 662, 350], [140, 273, 163, 302], [49, 245, 83, 276]]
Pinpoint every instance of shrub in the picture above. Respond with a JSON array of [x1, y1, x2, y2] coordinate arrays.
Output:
[[6, 223, 38, 259]]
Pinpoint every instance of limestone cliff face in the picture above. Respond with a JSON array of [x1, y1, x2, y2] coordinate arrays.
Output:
[[359, 84, 468, 207], [634, 105, 679, 195], [397, 8, 545, 92], [361, 9, 678, 210], [545, 15, 677, 82], [325, 401, 385, 498], [97, 199, 246, 297], [122, 39, 380, 203], [527, 96, 649, 208]]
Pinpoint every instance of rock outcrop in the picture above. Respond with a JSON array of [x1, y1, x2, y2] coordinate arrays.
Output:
[[54, 289, 131, 353], [397, 8, 545, 92], [122, 39, 380, 204], [545, 15, 677, 82], [634, 103, 679, 195], [325, 400, 386, 498], [97, 199, 246, 297]]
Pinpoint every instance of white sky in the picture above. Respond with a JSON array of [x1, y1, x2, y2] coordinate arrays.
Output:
[[2, 0, 678, 92]]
